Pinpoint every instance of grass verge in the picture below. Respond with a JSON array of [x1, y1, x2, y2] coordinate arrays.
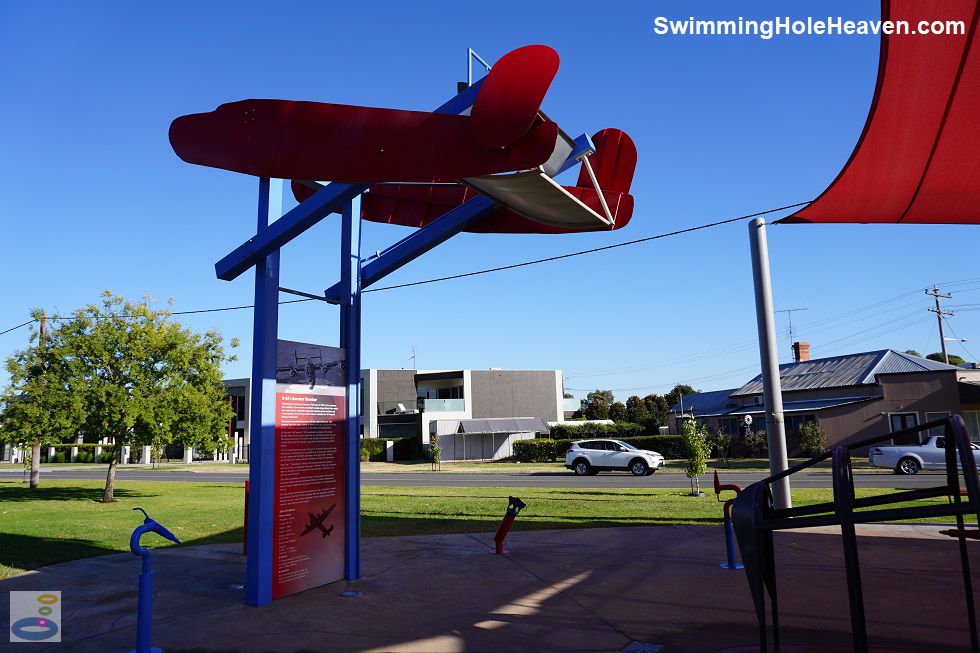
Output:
[[0, 480, 970, 578]]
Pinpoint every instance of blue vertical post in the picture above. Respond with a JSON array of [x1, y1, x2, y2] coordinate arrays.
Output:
[[341, 194, 363, 581], [246, 177, 282, 607]]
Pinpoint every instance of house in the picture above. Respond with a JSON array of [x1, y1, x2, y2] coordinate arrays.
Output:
[[669, 344, 980, 452]]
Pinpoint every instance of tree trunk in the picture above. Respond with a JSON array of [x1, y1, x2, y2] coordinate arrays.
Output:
[[29, 441, 41, 489], [102, 444, 119, 503]]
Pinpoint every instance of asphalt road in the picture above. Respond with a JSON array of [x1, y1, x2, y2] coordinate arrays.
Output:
[[0, 468, 950, 489]]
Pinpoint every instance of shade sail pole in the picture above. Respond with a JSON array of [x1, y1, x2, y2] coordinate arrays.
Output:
[[748, 218, 791, 509]]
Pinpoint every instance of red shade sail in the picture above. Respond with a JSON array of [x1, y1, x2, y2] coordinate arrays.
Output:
[[781, 0, 980, 224]]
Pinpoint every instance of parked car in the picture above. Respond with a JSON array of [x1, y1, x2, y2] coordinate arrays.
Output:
[[565, 439, 665, 476], [868, 435, 980, 475]]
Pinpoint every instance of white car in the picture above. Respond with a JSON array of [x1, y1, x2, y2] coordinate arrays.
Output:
[[564, 439, 665, 476], [869, 434, 980, 474]]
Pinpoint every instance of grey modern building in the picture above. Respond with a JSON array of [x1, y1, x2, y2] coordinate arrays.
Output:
[[362, 368, 571, 460], [216, 369, 572, 464]]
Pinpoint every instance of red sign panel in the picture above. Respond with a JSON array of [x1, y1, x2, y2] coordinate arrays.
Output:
[[272, 340, 346, 599]]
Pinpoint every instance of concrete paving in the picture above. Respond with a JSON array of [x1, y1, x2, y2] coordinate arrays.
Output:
[[1, 525, 977, 652]]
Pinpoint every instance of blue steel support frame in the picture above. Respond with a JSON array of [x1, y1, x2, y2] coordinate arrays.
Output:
[[224, 75, 600, 604], [246, 177, 282, 607], [340, 195, 363, 580]]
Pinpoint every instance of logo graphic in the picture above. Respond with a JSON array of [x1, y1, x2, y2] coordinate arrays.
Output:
[[9, 591, 61, 643]]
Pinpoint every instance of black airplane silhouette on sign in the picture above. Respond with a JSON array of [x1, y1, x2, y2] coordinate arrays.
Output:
[[300, 503, 337, 538]]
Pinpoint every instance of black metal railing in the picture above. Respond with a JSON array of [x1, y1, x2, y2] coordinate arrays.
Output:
[[731, 414, 980, 652]]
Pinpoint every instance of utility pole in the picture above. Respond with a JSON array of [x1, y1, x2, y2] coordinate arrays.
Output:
[[29, 313, 47, 489], [926, 286, 953, 364]]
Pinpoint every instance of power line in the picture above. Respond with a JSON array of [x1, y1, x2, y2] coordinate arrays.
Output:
[[1, 201, 810, 338], [363, 201, 812, 293], [0, 320, 34, 337]]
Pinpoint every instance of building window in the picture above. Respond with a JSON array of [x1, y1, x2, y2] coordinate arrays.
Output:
[[924, 411, 951, 438], [889, 412, 920, 445], [961, 411, 980, 443], [717, 418, 738, 435], [785, 414, 816, 435]]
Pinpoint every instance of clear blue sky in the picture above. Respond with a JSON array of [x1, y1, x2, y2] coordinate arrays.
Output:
[[2, 0, 979, 401]]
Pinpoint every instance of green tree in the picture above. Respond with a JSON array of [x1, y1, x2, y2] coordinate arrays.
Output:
[[580, 389, 614, 420], [681, 420, 710, 495], [642, 394, 671, 429], [0, 311, 84, 488], [904, 349, 921, 357], [665, 384, 697, 410], [2, 292, 237, 502], [609, 401, 627, 422], [624, 396, 649, 424], [927, 352, 966, 365], [797, 422, 827, 456]]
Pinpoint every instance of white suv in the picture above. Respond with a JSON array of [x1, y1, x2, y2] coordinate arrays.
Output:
[[564, 439, 665, 476]]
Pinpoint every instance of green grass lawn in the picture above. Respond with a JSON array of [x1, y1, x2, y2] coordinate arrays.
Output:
[[0, 479, 970, 579]]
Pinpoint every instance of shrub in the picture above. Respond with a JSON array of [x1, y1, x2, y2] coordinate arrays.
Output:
[[359, 437, 425, 462], [359, 439, 387, 462], [513, 438, 570, 463], [710, 432, 732, 466], [52, 452, 66, 463], [75, 451, 94, 463], [681, 421, 711, 494], [97, 452, 115, 464], [393, 437, 424, 460], [742, 430, 769, 457], [797, 422, 827, 457]]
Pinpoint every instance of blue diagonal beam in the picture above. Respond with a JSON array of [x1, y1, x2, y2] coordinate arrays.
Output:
[[214, 81, 485, 282], [323, 195, 498, 303]]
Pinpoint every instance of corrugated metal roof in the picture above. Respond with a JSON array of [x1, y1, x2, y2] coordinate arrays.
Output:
[[732, 349, 957, 396], [670, 389, 734, 415], [455, 417, 550, 435]]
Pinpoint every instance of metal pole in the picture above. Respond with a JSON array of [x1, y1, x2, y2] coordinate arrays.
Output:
[[245, 177, 282, 607], [748, 218, 791, 509], [341, 194, 363, 581]]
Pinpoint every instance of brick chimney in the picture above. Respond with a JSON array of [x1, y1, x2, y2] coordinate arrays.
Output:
[[792, 341, 810, 363]]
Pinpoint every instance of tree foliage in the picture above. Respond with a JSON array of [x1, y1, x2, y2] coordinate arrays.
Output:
[[681, 419, 710, 495], [609, 401, 627, 422], [1, 310, 85, 488], [665, 384, 697, 410], [580, 389, 614, 420], [0, 292, 236, 501], [797, 422, 827, 457], [926, 352, 966, 365]]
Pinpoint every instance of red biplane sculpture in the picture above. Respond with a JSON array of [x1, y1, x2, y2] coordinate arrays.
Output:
[[170, 45, 636, 234]]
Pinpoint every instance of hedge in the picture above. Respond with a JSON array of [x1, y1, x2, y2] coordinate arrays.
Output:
[[360, 436, 424, 462], [549, 421, 645, 439], [513, 435, 686, 463]]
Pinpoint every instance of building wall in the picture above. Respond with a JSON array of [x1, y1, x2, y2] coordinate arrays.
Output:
[[680, 370, 964, 452], [470, 370, 562, 422], [816, 371, 961, 448]]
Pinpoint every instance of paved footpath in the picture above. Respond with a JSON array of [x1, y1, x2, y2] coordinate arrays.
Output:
[[0, 467, 945, 489], [1, 524, 977, 652]]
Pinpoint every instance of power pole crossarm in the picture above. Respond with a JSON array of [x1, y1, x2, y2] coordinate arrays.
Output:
[[926, 286, 954, 364]]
